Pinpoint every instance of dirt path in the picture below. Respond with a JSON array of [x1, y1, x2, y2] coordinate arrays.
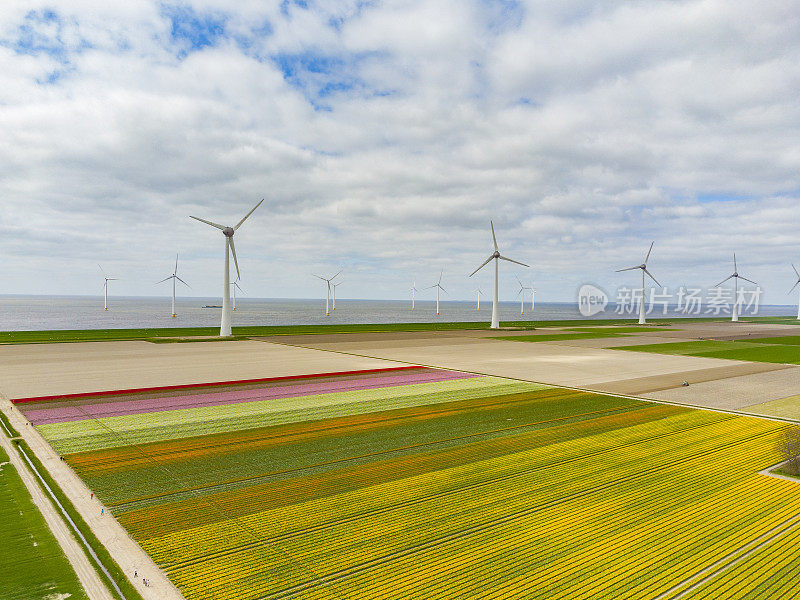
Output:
[[0, 419, 115, 600], [0, 394, 185, 600]]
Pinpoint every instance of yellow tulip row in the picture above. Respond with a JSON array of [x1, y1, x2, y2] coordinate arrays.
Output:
[[145, 412, 798, 599]]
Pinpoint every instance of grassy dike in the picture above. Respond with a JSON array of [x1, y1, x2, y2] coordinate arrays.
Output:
[[0, 407, 20, 438], [1, 315, 789, 344], [12, 438, 145, 600]]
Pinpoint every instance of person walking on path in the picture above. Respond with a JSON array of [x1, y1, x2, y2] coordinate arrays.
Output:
[[100, 508, 104, 516]]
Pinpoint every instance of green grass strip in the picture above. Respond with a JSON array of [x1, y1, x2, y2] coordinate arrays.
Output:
[[1, 315, 787, 344], [0, 408, 20, 438], [0, 446, 89, 600], [12, 439, 145, 600], [611, 338, 800, 365]]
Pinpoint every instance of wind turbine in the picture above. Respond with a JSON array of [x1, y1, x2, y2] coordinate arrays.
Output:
[[616, 241, 660, 325], [790, 264, 800, 320], [98, 265, 117, 311], [314, 271, 341, 316], [516, 276, 533, 315], [230, 281, 243, 311], [469, 221, 529, 329], [157, 254, 190, 317], [715, 253, 756, 322], [410, 281, 418, 311], [190, 198, 263, 337], [427, 270, 446, 316], [332, 281, 342, 311], [475, 288, 483, 310]]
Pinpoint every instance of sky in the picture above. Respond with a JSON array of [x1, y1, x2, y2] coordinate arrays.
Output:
[[1, 0, 799, 304]]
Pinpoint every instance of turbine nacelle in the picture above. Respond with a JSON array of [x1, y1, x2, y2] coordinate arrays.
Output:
[[223, 227, 234, 237]]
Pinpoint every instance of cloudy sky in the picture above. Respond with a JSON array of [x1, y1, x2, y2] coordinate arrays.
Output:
[[1, 0, 798, 304]]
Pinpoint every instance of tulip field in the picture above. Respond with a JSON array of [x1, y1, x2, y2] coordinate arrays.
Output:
[[15, 365, 800, 599]]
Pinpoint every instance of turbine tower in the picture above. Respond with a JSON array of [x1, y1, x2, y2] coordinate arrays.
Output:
[[410, 281, 418, 311], [427, 270, 446, 316], [469, 221, 529, 329], [190, 198, 263, 337], [157, 254, 190, 317], [332, 281, 342, 311], [230, 281, 243, 311], [314, 271, 341, 316], [715, 253, 756, 322], [790, 264, 800, 320], [616, 241, 660, 325], [476, 288, 483, 310], [98, 265, 117, 311]]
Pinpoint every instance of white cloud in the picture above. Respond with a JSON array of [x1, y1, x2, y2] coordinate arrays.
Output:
[[0, 0, 798, 306]]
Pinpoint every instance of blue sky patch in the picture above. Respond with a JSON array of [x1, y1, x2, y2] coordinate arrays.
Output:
[[161, 3, 228, 57]]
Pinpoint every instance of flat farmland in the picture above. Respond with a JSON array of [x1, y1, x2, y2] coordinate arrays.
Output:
[[15, 365, 800, 599]]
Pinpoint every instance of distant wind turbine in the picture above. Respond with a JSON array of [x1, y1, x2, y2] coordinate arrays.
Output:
[[427, 270, 446, 316], [516, 276, 533, 315], [230, 281, 243, 311], [715, 253, 756, 322], [616, 241, 660, 325], [469, 221, 529, 329], [98, 265, 117, 311], [332, 281, 342, 311], [314, 271, 341, 316], [190, 198, 263, 336], [790, 264, 800, 320], [410, 281, 418, 311], [157, 254, 190, 317], [475, 288, 483, 310]]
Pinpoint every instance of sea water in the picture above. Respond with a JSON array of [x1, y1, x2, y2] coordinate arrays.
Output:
[[0, 295, 793, 331]]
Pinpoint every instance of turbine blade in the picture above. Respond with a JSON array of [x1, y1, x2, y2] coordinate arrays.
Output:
[[234, 198, 264, 231], [643, 268, 661, 286], [229, 237, 241, 280], [313, 274, 326, 281], [156, 276, 172, 284], [714, 274, 734, 287], [439, 285, 447, 294], [98, 264, 106, 277], [438, 269, 443, 284], [738, 275, 757, 285], [490, 220, 498, 252], [234, 282, 244, 292], [644, 241, 654, 264], [189, 215, 226, 230], [792, 263, 800, 278], [498, 255, 530, 268], [469, 255, 493, 277], [331, 270, 342, 280], [790, 281, 800, 293], [174, 253, 179, 275], [734, 252, 738, 272], [616, 266, 640, 272], [176, 276, 191, 288]]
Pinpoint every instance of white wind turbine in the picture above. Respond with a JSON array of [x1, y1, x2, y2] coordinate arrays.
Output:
[[230, 281, 243, 311], [475, 287, 483, 310], [98, 265, 117, 311], [427, 270, 446, 316], [715, 253, 757, 322], [616, 241, 660, 325], [516, 276, 533, 315], [190, 198, 263, 337], [410, 281, 418, 311], [157, 254, 190, 318], [332, 281, 342, 311], [790, 264, 800, 320], [469, 221, 529, 329], [314, 271, 341, 316]]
